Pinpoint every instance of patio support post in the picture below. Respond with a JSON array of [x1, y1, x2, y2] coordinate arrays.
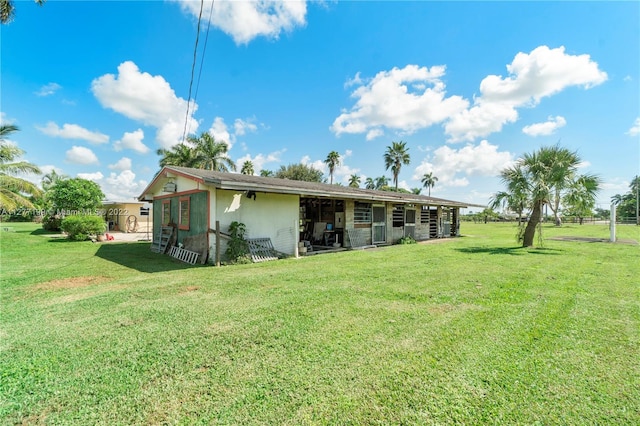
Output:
[[216, 220, 221, 267]]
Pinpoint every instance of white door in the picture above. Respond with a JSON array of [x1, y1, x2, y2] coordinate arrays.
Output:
[[372, 204, 386, 244]]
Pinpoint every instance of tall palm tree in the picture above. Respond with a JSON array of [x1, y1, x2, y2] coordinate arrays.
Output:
[[156, 143, 198, 168], [384, 141, 410, 190], [190, 132, 236, 172], [421, 172, 438, 197], [375, 176, 389, 190], [0, 124, 42, 211], [324, 151, 340, 184], [348, 174, 361, 188], [364, 177, 375, 190], [241, 160, 254, 175]]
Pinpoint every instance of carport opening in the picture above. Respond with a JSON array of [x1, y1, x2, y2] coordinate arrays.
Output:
[[299, 197, 345, 252]]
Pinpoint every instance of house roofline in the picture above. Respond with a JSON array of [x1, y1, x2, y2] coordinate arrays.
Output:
[[139, 166, 472, 208]]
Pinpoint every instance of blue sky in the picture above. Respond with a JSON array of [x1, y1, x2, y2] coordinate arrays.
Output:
[[2, 1, 639, 210]]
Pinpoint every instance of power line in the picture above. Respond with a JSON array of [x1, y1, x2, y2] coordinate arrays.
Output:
[[181, 0, 206, 144], [194, 0, 215, 103]]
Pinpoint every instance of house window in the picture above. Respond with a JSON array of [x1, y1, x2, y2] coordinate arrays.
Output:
[[393, 204, 404, 227], [405, 209, 416, 224], [420, 206, 430, 224], [179, 196, 190, 230], [354, 202, 372, 224], [162, 200, 171, 225]]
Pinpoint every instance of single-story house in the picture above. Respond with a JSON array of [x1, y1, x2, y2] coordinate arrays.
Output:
[[101, 201, 152, 233], [138, 166, 472, 263]]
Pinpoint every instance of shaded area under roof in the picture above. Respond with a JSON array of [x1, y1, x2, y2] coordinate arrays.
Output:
[[140, 166, 482, 208]]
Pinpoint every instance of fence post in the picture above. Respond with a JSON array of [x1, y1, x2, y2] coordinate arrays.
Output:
[[216, 220, 221, 267]]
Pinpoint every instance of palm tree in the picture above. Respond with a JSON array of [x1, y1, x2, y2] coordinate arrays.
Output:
[[348, 174, 361, 188], [375, 176, 389, 190], [260, 169, 274, 177], [364, 177, 375, 190], [190, 132, 236, 172], [41, 169, 68, 191], [421, 172, 438, 197], [324, 151, 340, 184], [157, 143, 198, 168], [542, 145, 582, 226], [490, 164, 529, 224], [241, 160, 254, 175], [563, 173, 601, 224], [611, 193, 625, 206], [0, 124, 42, 211], [494, 145, 600, 247], [384, 141, 410, 190], [1, 0, 45, 24]]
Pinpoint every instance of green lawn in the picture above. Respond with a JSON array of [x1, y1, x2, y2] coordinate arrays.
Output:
[[1, 222, 639, 425]]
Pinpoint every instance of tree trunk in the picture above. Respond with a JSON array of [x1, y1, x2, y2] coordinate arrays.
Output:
[[523, 201, 542, 247]]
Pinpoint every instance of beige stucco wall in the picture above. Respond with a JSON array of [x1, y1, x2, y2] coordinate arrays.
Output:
[[209, 189, 299, 261], [103, 202, 152, 232]]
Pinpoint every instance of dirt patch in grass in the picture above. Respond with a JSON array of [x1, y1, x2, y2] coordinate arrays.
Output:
[[417, 238, 459, 245], [428, 303, 482, 315], [34, 276, 110, 291], [548, 236, 638, 245]]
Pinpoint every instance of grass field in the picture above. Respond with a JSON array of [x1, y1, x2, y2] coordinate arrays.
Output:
[[1, 222, 639, 424]]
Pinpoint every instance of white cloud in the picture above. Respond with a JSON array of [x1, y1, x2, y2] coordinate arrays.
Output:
[[75, 169, 148, 202], [77, 171, 104, 181], [65, 146, 99, 165], [172, 0, 307, 45], [37, 121, 109, 144], [413, 140, 514, 188], [35, 82, 62, 97], [627, 117, 640, 136], [103, 170, 149, 201], [522, 115, 567, 136], [345, 72, 363, 88], [366, 129, 384, 141], [331, 65, 468, 139], [0, 112, 13, 125], [300, 155, 326, 175], [209, 117, 233, 147], [234, 118, 258, 136], [445, 46, 607, 142], [91, 61, 198, 149], [623, 75, 632, 82], [236, 149, 285, 173], [113, 129, 149, 153], [109, 157, 132, 171]]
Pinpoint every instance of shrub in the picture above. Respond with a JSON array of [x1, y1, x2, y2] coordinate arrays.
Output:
[[397, 235, 417, 244], [60, 215, 106, 241], [42, 215, 63, 231], [225, 221, 250, 264]]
